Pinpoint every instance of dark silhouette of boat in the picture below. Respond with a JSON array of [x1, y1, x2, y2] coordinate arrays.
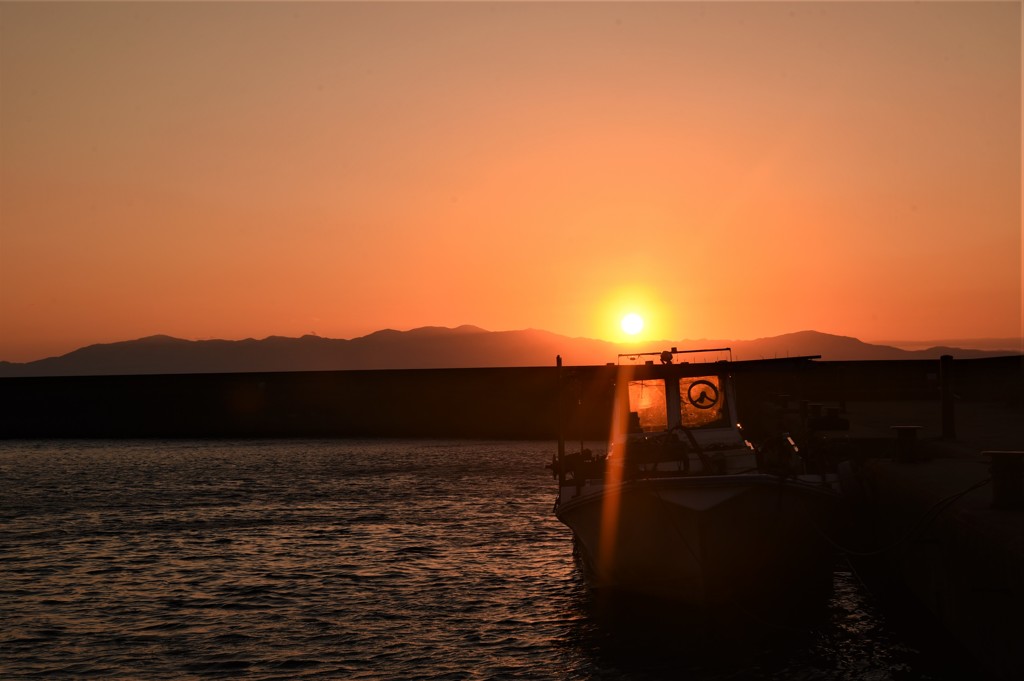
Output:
[[551, 348, 840, 605]]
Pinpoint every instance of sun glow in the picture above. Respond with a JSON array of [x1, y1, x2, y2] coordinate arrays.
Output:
[[621, 313, 644, 336]]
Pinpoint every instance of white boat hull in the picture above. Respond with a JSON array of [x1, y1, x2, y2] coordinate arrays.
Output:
[[556, 474, 839, 605]]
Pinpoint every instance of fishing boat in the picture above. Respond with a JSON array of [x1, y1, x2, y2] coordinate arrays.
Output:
[[551, 348, 840, 606]]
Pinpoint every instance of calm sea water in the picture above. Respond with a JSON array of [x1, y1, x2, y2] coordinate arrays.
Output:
[[1, 440, 981, 679]]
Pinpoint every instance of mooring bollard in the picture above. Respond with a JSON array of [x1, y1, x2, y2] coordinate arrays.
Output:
[[987, 451, 1024, 510], [891, 425, 923, 463]]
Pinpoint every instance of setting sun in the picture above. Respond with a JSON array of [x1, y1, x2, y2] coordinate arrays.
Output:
[[621, 313, 644, 336]]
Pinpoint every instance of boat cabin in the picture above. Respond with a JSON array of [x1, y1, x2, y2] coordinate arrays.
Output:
[[611, 354, 755, 476], [553, 349, 760, 490]]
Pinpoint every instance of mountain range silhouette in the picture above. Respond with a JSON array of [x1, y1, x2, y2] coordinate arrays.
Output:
[[0, 327, 1019, 377]]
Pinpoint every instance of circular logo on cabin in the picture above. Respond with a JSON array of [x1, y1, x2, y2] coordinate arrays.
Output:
[[687, 380, 720, 409]]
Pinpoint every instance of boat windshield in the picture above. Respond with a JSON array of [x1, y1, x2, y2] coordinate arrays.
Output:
[[679, 376, 726, 428], [627, 380, 667, 432], [627, 375, 728, 433]]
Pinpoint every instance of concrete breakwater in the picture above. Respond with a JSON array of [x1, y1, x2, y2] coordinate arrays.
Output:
[[0, 355, 1019, 439], [841, 436, 1024, 681], [847, 450, 1024, 679]]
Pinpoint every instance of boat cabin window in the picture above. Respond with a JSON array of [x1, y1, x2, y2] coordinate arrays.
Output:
[[627, 380, 667, 432], [679, 376, 726, 428]]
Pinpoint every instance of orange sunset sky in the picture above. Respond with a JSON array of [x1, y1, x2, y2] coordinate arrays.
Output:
[[1, 1, 1021, 363]]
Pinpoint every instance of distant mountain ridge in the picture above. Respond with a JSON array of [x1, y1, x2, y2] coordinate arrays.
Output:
[[0, 327, 1019, 377]]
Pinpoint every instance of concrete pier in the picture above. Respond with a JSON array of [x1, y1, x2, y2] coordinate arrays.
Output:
[[842, 401, 1024, 681]]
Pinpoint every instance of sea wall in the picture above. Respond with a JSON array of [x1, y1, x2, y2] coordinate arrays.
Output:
[[0, 367, 566, 439], [0, 356, 1019, 439]]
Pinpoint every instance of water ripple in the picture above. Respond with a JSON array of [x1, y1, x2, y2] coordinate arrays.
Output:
[[1, 439, 984, 680]]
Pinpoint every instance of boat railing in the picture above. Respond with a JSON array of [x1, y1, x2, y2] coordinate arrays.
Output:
[[617, 347, 733, 365]]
